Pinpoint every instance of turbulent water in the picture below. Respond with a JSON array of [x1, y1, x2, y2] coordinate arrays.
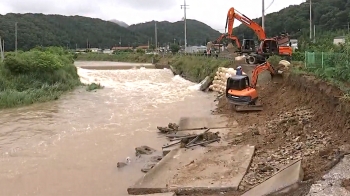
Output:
[[0, 62, 216, 196]]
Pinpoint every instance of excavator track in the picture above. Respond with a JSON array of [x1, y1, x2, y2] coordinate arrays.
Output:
[[234, 104, 263, 112]]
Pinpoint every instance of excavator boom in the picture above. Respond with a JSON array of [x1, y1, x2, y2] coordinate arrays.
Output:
[[250, 61, 278, 88], [227, 7, 266, 40]]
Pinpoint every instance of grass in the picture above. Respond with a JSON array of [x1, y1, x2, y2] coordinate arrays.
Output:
[[0, 46, 81, 109], [169, 55, 233, 82]]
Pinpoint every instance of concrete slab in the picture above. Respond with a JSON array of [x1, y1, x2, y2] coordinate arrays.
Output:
[[178, 116, 237, 131], [162, 129, 230, 156], [128, 145, 255, 195], [128, 193, 176, 196], [242, 160, 303, 196]]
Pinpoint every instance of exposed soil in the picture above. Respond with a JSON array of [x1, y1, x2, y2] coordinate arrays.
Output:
[[213, 69, 350, 195], [342, 178, 350, 191]]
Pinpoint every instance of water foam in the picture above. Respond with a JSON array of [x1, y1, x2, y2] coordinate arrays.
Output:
[[77, 68, 202, 106]]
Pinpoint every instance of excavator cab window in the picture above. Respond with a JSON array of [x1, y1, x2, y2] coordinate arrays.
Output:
[[262, 40, 278, 54], [226, 76, 249, 91], [242, 39, 255, 50]]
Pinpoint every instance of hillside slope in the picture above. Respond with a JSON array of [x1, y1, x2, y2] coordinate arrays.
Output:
[[0, 13, 147, 51], [128, 19, 221, 46], [233, 0, 350, 40], [110, 19, 129, 28]]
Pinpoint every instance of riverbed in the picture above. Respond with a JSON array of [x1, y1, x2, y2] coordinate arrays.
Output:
[[0, 61, 216, 196]]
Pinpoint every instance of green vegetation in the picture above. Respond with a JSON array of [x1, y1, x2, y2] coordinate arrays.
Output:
[[86, 83, 104, 92], [75, 52, 160, 63], [0, 46, 81, 108], [0, 14, 220, 51], [290, 35, 350, 94], [234, 0, 350, 40], [170, 56, 233, 82]]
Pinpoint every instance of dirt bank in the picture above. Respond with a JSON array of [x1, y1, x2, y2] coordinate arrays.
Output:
[[214, 70, 350, 195]]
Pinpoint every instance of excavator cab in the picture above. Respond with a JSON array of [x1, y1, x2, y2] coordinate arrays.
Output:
[[260, 39, 278, 54], [241, 39, 256, 52], [225, 75, 258, 105]]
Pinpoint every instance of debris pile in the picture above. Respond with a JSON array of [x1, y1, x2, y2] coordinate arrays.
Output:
[[209, 67, 246, 93], [236, 107, 335, 190], [163, 129, 221, 149], [157, 123, 179, 133], [117, 145, 164, 173]]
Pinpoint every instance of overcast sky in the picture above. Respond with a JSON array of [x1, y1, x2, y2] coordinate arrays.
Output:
[[0, 0, 305, 32]]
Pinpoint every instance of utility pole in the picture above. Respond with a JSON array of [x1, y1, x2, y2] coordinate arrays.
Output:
[[155, 21, 157, 50], [15, 22, 18, 55], [262, 0, 265, 30], [309, 0, 312, 40], [181, 0, 189, 51], [0, 38, 3, 62]]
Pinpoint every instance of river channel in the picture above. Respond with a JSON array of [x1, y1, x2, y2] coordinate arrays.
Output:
[[0, 61, 216, 196]]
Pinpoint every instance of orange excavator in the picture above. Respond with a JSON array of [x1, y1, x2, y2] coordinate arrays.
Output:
[[226, 7, 292, 64], [225, 62, 282, 111]]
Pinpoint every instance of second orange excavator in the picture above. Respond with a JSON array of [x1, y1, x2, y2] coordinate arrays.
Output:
[[225, 62, 282, 111], [214, 7, 292, 64], [207, 7, 256, 55]]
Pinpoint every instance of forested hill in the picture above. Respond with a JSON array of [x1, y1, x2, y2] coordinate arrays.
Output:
[[0, 13, 220, 51], [128, 19, 221, 46], [0, 13, 148, 51], [234, 0, 350, 40]]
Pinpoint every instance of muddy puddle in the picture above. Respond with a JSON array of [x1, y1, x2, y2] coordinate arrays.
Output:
[[0, 61, 216, 196]]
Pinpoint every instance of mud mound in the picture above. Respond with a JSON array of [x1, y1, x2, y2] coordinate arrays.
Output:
[[214, 71, 350, 194]]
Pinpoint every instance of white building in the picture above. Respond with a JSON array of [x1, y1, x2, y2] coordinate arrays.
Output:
[[185, 46, 207, 53], [103, 49, 113, 54], [333, 36, 346, 45]]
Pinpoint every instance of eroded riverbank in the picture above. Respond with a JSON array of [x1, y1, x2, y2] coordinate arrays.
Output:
[[0, 61, 216, 195]]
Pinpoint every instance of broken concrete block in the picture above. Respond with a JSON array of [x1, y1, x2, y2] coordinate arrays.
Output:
[[242, 159, 303, 196], [135, 146, 156, 156]]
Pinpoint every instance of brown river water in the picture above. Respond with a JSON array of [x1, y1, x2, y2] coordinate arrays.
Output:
[[0, 61, 216, 196]]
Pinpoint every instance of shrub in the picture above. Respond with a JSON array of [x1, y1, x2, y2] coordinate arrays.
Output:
[[0, 47, 81, 109]]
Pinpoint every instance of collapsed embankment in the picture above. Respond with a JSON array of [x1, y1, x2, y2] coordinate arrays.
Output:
[[215, 69, 350, 195]]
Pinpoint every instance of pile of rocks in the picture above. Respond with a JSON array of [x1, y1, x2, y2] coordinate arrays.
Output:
[[238, 107, 333, 190]]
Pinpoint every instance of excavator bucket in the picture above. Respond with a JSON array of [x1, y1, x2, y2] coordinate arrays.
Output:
[[234, 104, 263, 112]]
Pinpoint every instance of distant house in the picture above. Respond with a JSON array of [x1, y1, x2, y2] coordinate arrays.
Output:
[[136, 45, 149, 50], [103, 49, 113, 54], [334, 36, 346, 45], [90, 48, 100, 52], [112, 46, 133, 50], [185, 46, 207, 53]]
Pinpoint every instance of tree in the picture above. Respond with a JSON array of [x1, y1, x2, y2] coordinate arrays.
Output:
[[149, 44, 155, 50], [170, 44, 180, 53]]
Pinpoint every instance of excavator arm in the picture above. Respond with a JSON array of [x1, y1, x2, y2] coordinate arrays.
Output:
[[250, 62, 277, 88], [213, 34, 241, 48], [227, 7, 266, 41]]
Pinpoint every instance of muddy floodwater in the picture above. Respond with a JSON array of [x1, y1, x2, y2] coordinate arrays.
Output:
[[0, 61, 216, 196]]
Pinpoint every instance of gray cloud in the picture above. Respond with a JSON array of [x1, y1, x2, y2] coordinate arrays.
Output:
[[2, 0, 101, 15], [2, 0, 178, 15], [116, 0, 178, 10]]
